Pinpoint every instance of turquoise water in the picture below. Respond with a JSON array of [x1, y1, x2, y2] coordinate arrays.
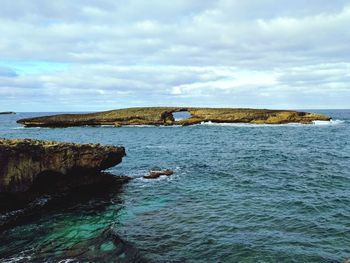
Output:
[[0, 110, 350, 262]]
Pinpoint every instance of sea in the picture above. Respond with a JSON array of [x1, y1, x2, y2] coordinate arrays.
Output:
[[0, 110, 349, 262]]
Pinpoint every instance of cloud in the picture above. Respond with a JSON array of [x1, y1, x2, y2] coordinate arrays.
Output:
[[0, 0, 349, 111]]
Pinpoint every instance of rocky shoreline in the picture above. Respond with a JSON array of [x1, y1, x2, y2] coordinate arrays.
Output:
[[0, 138, 127, 213], [16, 107, 331, 127], [0, 138, 151, 261]]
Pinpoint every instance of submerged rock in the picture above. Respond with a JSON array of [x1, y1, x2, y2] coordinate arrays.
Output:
[[17, 107, 331, 127], [57, 227, 150, 263], [143, 169, 174, 179], [0, 138, 126, 212]]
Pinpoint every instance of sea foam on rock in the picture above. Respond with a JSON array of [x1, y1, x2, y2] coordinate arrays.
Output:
[[143, 169, 174, 179]]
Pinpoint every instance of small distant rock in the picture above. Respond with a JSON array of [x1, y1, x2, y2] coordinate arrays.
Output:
[[143, 169, 174, 179], [0, 112, 16, 115]]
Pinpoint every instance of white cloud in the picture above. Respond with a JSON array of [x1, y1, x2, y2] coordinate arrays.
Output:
[[0, 0, 349, 111]]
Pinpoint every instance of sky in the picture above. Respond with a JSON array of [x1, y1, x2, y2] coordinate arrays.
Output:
[[0, 0, 349, 111]]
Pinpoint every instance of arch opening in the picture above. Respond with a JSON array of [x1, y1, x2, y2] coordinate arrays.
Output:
[[172, 111, 192, 121]]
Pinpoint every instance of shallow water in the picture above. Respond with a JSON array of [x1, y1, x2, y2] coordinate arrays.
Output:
[[0, 110, 350, 262]]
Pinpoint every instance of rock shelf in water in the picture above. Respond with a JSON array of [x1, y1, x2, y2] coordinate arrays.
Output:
[[0, 138, 126, 212], [16, 107, 331, 127]]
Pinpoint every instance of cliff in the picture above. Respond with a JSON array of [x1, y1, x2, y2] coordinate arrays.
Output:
[[0, 138, 126, 212], [16, 107, 331, 127], [0, 138, 125, 193]]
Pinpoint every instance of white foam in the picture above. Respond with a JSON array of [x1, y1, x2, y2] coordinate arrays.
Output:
[[12, 127, 51, 130], [11, 126, 49, 130], [0, 249, 33, 263], [312, 119, 345, 125], [0, 256, 32, 263], [199, 120, 345, 127], [132, 169, 181, 183], [58, 259, 77, 263], [124, 125, 182, 128], [199, 121, 301, 127], [137, 175, 172, 182], [124, 125, 154, 127]]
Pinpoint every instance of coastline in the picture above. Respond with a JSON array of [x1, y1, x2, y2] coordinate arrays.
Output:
[[0, 138, 144, 261], [1, 110, 350, 262]]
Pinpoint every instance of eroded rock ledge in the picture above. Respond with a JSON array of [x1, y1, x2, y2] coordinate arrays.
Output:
[[17, 107, 331, 127], [0, 138, 126, 212]]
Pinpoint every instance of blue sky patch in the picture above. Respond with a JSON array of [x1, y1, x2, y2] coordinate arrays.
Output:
[[0, 60, 70, 75]]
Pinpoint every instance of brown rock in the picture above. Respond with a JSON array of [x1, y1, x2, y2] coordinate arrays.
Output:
[[0, 138, 126, 193], [143, 169, 174, 179], [16, 107, 331, 127], [0, 138, 128, 214]]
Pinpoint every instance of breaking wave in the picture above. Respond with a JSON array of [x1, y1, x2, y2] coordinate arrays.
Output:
[[312, 119, 345, 125], [199, 120, 345, 127]]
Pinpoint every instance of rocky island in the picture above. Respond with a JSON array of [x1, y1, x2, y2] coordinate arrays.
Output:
[[0, 138, 127, 213], [17, 107, 330, 127], [0, 112, 16, 115]]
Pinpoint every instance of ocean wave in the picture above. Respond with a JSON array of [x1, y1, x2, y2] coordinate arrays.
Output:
[[124, 125, 182, 128], [199, 120, 345, 127], [9, 120, 346, 130], [0, 252, 32, 263], [58, 259, 77, 263], [199, 121, 301, 127], [11, 126, 52, 130], [312, 119, 345, 125], [136, 175, 174, 182], [132, 167, 182, 182]]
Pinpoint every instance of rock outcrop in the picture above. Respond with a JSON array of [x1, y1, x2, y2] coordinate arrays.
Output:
[[0, 112, 15, 115], [0, 138, 126, 212], [17, 107, 331, 127], [59, 227, 149, 263], [143, 169, 174, 179]]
